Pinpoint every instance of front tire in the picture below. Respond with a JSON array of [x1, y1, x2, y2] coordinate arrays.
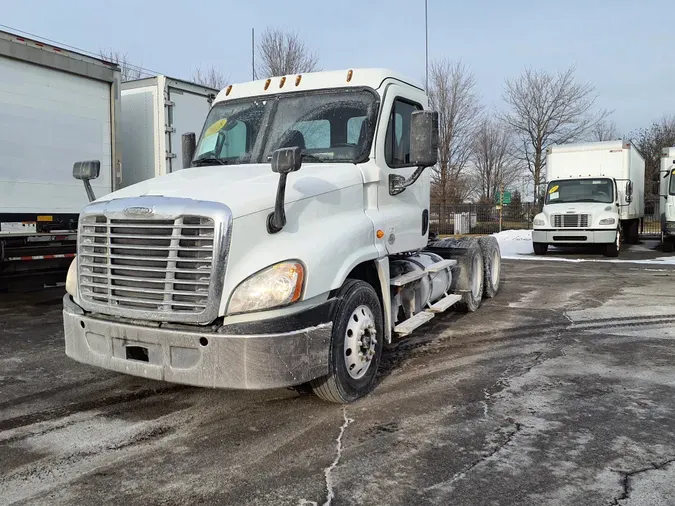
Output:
[[533, 242, 548, 255], [310, 279, 383, 403]]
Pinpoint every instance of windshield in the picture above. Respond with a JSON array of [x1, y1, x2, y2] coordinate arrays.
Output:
[[545, 178, 614, 204], [193, 89, 379, 166], [670, 169, 675, 195]]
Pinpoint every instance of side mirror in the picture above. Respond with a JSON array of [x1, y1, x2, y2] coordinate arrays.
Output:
[[267, 147, 302, 234], [182, 132, 196, 169], [625, 181, 633, 203], [271, 147, 302, 175], [73, 160, 100, 181], [73, 160, 100, 202], [410, 110, 439, 168]]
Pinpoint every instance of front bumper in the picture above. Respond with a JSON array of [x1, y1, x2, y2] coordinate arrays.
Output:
[[532, 229, 617, 244], [63, 295, 332, 390]]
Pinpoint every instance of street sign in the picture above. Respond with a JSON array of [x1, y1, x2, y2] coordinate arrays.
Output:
[[495, 191, 512, 205]]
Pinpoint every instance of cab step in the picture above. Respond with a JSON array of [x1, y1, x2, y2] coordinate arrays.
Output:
[[394, 311, 435, 336], [428, 293, 462, 313], [425, 259, 457, 273]]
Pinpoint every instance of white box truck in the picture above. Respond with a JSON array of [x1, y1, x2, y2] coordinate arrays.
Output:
[[0, 29, 121, 276], [533, 141, 645, 257], [119, 76, 218, 187], [62, 68, 503, 403], [659, 146, 675, 251]]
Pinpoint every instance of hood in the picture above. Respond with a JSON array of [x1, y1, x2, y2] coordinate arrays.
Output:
[[543, 202, 617, 216], [102, 163, 364, 218]]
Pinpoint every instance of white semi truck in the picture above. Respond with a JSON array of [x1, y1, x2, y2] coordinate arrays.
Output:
[[660, 146, 675, 252], [532, 141, 645, 257], [62, 69, 503, 403]]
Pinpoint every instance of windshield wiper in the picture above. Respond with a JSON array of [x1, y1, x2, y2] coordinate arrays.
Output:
[[301, 153, 325, 163], [192, 157, 229, 166]]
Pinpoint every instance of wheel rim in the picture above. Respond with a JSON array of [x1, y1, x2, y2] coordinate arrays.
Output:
[[491, 250, 500, 288], [471, 254, 483, 298], [617, 229, 621, 249], [344, 305, 377, 380]]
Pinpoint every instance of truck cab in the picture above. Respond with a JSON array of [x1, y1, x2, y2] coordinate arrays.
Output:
[[63, 68, 501, 403], [532, 141, 644, 257], [660, 147, 675, 251]]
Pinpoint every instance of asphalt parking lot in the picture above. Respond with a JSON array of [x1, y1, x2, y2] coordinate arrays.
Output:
[[2, 245, 675, 506]]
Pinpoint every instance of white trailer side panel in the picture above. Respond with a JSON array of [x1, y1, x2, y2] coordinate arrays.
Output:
[[0, 57, 112, 213], [625, 145, 645, 220], [119, 86, 159, 187]]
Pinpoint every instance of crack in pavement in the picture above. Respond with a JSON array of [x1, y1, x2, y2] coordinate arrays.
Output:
[[321, 407, 353, 506], [608, 458, 675, 505], [425, 421, 525, 495]]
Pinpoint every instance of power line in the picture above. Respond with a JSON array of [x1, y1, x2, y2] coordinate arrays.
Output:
[[0, 23, 163, 77]]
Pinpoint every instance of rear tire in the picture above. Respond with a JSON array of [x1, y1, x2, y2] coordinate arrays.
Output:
[[603, 228, 621, 257], [533, 242, 548, 255], [477, 236, 501, 298], [310, 279, 383, 403], [663, 232, 674, 253], [426, 237, 484, 312]]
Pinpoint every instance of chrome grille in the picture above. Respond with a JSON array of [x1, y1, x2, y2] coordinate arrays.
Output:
[[552, 214, 590, 228], [76, 197, 231, 324]]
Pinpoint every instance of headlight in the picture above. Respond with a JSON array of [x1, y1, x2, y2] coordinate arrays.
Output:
[[599, 218, 616, 225], [66, 257, 78, 297], [533, 218, 545, 226], [228, 261, 305, 315]]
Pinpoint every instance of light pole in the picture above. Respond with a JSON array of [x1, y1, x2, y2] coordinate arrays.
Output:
[[425, 0, 429, 90]]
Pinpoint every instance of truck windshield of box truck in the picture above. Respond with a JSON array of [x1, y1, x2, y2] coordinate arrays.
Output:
[[669, 169, 675, 194], [192, 88, 379, 166], [545, 178, 614, 204]]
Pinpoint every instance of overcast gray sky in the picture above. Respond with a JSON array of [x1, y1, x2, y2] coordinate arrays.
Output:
[[3, 0, 672, 134]]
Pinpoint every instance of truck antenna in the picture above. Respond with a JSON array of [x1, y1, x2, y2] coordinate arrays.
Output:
[[251, 28, 255, 80], [425, 0, 429, 90]]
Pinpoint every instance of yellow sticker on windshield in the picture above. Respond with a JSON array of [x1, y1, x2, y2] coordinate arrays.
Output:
[[204, 118, 227, 137], [549, 185, 559, 194]]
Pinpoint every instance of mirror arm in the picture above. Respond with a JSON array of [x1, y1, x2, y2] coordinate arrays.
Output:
[[83, 180, 96, 202], [389, 165, 427, 196], [267, 173, 288, 234]]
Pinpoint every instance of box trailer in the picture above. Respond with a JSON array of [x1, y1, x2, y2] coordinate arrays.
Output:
[[532, 140, 645, 257], [119, 76, 218, 187], [0, 29, 121, 274]]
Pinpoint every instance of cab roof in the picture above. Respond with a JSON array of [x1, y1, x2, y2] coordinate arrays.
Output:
[[213, 68, 423, 104]]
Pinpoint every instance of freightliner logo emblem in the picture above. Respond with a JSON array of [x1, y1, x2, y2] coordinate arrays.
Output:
[[123, 206, 154, 216]]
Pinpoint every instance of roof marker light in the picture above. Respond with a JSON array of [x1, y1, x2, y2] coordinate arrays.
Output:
[[225, 85, 232, 96], [279, 76, 286, 88], [295, 75, 302, 86], [346, 69, 353, 82], [264, 79, 271, 91]]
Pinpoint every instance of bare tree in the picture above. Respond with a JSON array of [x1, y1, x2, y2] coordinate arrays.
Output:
[[471, 118, 522, 202], [630, 115, 675, 197], [191, 65, 228, 90], [255, 27, 320, 78], [427, 59, 482, 205], [98, 48, 143, 82], [501, 65, 611, 202], [591, 119, 620, 141]]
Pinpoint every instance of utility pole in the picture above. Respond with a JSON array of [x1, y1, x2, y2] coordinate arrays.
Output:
[[251, 28, 255, 80], [425, 0, 429, 90]]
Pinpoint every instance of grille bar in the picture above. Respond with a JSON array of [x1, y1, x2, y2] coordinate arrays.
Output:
[[80, 282, 207, 297], [81, 232, 213, 241], [552, 213, 591, 228], [79, 252, 211, 263], [81, 273, 211, 286], [79, 264, 210, 275]]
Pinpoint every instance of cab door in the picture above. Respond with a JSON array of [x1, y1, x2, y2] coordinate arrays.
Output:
[[374, 83, 431, 254]]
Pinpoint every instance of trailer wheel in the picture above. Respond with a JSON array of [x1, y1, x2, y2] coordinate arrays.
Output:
[[533, 243, 548, 255], [604, 228, 621, 257], [426, 237, 484, 312], [310, 279, 383, 404], [477, 236, 501, 298]]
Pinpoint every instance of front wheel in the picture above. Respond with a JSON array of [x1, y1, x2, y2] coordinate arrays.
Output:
[[533, 242, 548, 255], [663, 232, 675, 253], [603, 228, 621, 257], [310, 279, 384, 403], [478, 236, 501, 298]]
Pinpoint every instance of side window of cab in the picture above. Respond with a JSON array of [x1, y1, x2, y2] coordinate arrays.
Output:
[[385, 98, 423, 168]]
